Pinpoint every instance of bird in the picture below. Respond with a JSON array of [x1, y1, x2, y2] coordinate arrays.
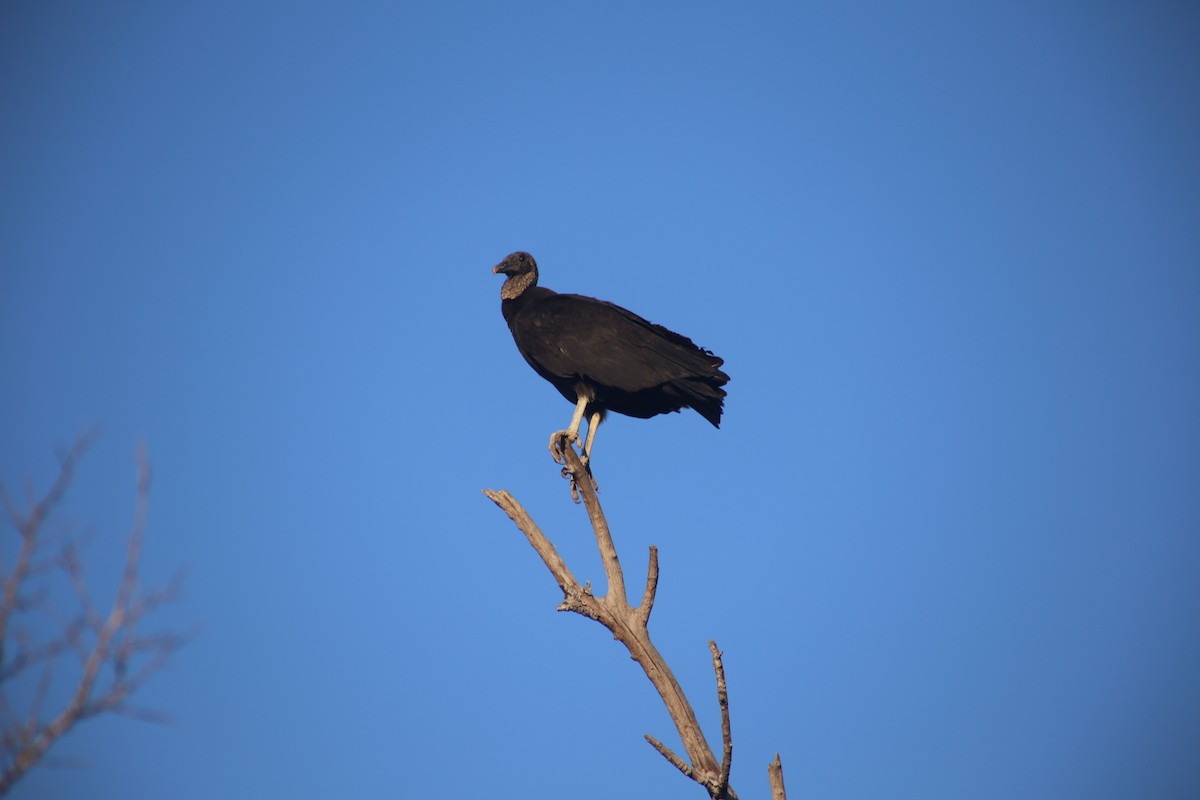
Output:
[[493, 251, 729, 466]]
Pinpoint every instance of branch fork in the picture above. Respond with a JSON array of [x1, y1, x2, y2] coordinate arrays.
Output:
[[486, 446, 782, 799], [0, 433, 187, 795]]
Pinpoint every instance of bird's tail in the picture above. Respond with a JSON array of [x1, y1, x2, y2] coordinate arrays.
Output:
[[676, 377, 727, 428]]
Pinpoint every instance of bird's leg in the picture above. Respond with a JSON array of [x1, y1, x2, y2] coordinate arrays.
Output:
[[549, 394, 589, 465], [580, 410, 602, 467]]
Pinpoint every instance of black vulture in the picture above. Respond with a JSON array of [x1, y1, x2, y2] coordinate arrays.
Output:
[[493, 251, 729, 465]]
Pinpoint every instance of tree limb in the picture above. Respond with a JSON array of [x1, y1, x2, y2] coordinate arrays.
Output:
[[0, 429, 98, 651], [0, 435, 186, 796], [768, 754, 787, 800], [486, 444, 785, 799], [711, 641, 733, 798]]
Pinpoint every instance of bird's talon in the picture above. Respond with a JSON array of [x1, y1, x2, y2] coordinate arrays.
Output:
[[548, 430, 577, 465]]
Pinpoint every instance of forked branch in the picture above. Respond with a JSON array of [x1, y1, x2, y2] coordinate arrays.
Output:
[[0, 433, 187, 796], [485, 445, 785, 799]]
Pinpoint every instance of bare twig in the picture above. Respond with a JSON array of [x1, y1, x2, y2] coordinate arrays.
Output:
[[768, 754, 787, 800], [0, 435, 185, 796], [0, 430, 99, 649], [645, 733, 695, 779], [564, 448, 625, 607], [711, 642, 733, 798], [481, 490, 578, 597], [635, 546, 659, 629], [486, 445, 782, 799]]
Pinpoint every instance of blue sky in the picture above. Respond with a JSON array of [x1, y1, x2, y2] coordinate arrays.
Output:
[[2, 2, 1198, 798]]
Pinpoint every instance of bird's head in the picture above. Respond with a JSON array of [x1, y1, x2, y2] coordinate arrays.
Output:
[[493, 251, 537, 278], [493, 251, 538, 299]]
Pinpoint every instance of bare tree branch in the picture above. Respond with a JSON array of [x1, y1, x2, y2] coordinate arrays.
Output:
[[768, 754, 787, 800], [0, 434, 186, 796], [711, 642, 733, 799], [645, 733, 696, 780], [486, 445, 786, 799], [635, 546, 659, 629], [0, 429, 99, 651], [484, 489, 580, 600]]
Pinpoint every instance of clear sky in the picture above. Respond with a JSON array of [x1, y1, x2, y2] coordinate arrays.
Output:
[[2, 2, 1198, 799]]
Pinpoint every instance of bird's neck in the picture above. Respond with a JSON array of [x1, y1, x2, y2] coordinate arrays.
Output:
[[500, 272, 537, 300]]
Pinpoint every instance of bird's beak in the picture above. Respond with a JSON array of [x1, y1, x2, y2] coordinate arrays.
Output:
[[492, 264, 503, 274]]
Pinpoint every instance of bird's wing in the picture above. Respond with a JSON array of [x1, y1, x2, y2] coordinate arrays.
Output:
[[512, 294, 720, 392]]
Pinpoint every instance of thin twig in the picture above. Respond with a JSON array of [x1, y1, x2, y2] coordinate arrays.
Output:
[[710, 641, 733, 798], [482, 490, 579, 595], [0, 638, 72, 683], [0, 430, 99, 647], [645, 734, 695, 779], [635, 546, 659, 629], [0, 436, 185, 796], [561, 447, 625, 607], [768, 753, 787, 800]]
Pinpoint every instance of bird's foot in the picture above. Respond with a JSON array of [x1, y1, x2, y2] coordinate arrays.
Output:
[[548, 429, 579, 465], [560, 463, 599, 504], [562, 466, 581, 503]]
